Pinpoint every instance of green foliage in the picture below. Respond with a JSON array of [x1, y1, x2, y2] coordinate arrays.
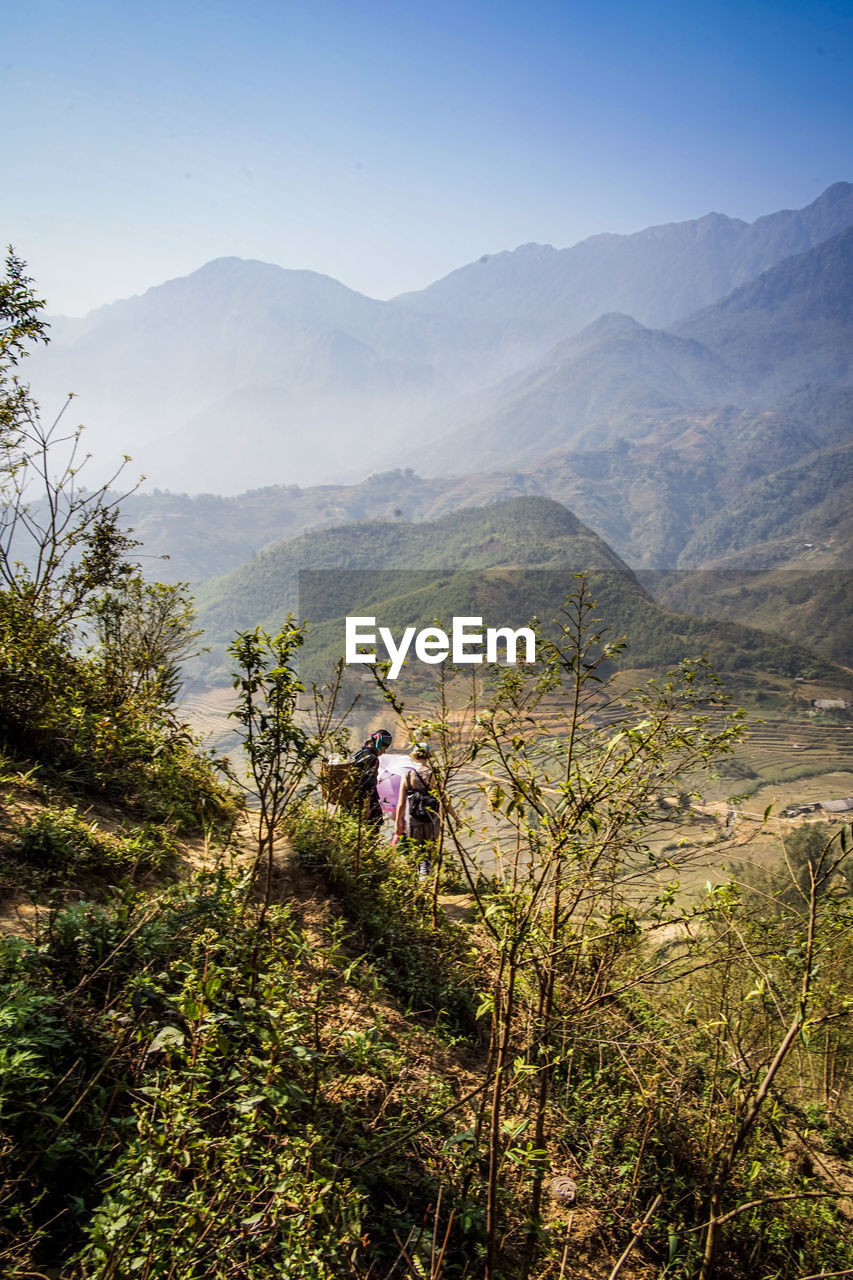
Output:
[[0, 253, 233, 832], [288, 806, 480, 1036], [0, 866, 479, 1278], [89, 575, 204, 714], [7, 806, 176, 891], [228, 622, 314, 805], [538, 976, 853, 1280], [73, 889, 363, 1279], [0, 246, 49, 368], [0, 248, 137, 624], [228, 621, 319, 911], [0, 956, 128, 1267], [0, 602, 234, 828]]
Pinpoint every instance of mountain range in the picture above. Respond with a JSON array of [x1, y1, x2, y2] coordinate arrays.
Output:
[[117, 224, 852, 628], [395, 181, 853, 336], [27, 183, 853, 498], [19, 184, 852, 676], [418, 225, 853, 472]]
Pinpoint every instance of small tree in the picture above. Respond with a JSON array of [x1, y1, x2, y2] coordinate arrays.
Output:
[[373, 579, 747, 1279], [694, 823, 853, 1280], [0, 251, 144, 760], [0, 248, 137, 626], [228, 623, 318, 918], [90, 576, 204, 720]]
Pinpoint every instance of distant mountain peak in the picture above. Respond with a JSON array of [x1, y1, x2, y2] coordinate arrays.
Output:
[[576, 312, 644, 338], [795, 180, 852, 210]]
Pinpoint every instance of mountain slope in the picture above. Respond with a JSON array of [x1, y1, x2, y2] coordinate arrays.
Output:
[[195, 496, 631, 643], [124, 376, 852, 587], [419, 314, 733, 472], [674, 439, 853, 570], [191, 497, 840, 689], [417, 228, 853, 477], [676, 225, 853, 390]]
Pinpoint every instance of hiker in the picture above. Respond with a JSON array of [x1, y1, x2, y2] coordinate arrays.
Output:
[[352, 729, 392, 828], [394, 743, 455, 881]]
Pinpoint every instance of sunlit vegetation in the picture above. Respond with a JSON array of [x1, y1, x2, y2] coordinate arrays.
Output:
[[2, 256, 853, 1280]]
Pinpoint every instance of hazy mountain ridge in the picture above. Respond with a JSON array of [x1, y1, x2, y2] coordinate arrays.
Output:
[[394, 182, 853, 334], [676, 226, 853, 390], [24, 184, 853, 496], [417, 227, 853, 478], [488, 384, 853, 572], [122, 469, 541, 584], [419, 317, 733, 472], [28, 258, 535, 492]]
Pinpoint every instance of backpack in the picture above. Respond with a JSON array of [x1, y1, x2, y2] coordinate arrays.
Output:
[[407, 771, 439, 824]]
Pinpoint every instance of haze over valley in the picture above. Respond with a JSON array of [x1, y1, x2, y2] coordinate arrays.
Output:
[[29, 182, 853, 501]]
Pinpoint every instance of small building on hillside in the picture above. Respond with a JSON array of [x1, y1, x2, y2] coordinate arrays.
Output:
[[819, 796, 853, 814], [783, 796, 853, 818]]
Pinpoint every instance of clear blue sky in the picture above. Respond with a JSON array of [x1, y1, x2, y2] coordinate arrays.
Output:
[[3, 0, 852, 315]]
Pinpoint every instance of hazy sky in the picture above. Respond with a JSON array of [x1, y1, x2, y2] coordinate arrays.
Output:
[[3, 0, 852, 315]]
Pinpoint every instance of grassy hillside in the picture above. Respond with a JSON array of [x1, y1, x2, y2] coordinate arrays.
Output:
[[647, 567, 853, 670], [194, 496, 629, 638], [192, 497, 842, 690], [5, 614, 853, 1280]]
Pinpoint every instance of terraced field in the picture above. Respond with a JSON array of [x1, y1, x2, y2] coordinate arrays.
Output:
[[182, 682, 853, 808], [704, 717, 853, 806], [181, 687, 242, 756], [181, 683, 851, 899]]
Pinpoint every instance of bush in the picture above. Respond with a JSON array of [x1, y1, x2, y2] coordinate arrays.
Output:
[[288, 805, 481, 1037], [0, 865, 479, 1278], [13, 807, 177, 881], [0, 597, 236, 832]]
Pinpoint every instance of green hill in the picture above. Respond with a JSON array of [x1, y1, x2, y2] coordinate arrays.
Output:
[[194, 496, 841, 687], [195, 496, 629, 639]]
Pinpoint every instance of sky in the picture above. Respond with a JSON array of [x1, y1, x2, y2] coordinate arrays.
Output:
[[3, 0, 852, 316]]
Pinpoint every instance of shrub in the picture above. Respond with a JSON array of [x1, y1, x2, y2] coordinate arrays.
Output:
[[14, 807, 177, 881], [288, 805, 481, 1037]]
